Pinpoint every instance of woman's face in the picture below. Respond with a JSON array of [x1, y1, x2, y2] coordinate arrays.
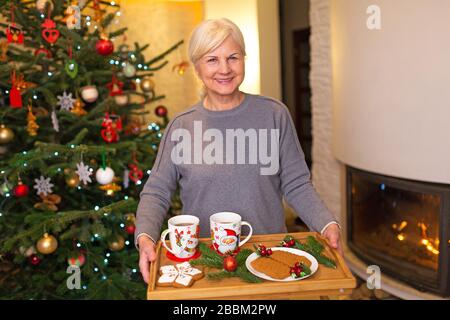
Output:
[[195, 36, 245, 97]]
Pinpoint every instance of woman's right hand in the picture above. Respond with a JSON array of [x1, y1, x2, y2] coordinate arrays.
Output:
[[138, 236, 157, 284]]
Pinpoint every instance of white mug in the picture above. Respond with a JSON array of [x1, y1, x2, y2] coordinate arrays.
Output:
[[210, 212, 253, 255], [160, 215, 200, 259]]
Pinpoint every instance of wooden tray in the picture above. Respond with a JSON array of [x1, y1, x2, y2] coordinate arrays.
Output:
[[147, 232, 356, 300]]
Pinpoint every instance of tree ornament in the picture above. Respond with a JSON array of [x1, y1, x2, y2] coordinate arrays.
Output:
[[122, 63, 136, 78], [125, 224, 136, 235], [0, 40, 9, 62], [91, 0, 103, 22], [114, 94, 128, 106], [6, 24, 24, 44], [155, 105, 168, 118], [13, 179, 29, 197], [36, 0, 54, 13], [41, 18, 59, 44], [71, 99, 87, 116], [101, 113, 122, 143], [64, 168, 80, 188], [34, 193, 61, 212], [128, 163, 143, 183], [139, 77, 155, 92], [95, 166, 114, 185], [33, 175, 54, 196], [9, 70, 23, 108], [0, 179, 13, 196], [65, 60, 78, 79], [172, 61, 189, 75], [27, 103, 39, 136], [99, 182, 121, 196], [0, 124, 14, 144], [29, 254, 41, 266], [51, 108, 59, 132], [56, 91, 75, 111], [106, 74, 124, 96], [80, 85, 98, 103], [36, 233, 58, 255], [124, 213, 136, 224], [63, 3, 81, 30], [75, 161, 92, 185], [108, 235, 125, 251], [95, 36, 114, 56], [20, 245, 36, 257], [122, 169, 130, 189], [67, 253, 85, 267], [223, 255, 238, 272], [35, 46, 52, 58]]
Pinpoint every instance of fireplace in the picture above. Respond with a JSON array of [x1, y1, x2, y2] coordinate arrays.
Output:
[[346, 166, 450, 296]]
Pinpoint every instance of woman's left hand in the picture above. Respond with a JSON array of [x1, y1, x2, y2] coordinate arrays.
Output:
[[322, 223, 344, 258]]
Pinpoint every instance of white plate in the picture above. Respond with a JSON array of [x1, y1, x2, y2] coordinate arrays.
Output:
[[245, 247, 318, 282]]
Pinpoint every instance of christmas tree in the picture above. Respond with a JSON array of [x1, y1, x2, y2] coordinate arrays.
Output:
[[0, 0, 183, 299]]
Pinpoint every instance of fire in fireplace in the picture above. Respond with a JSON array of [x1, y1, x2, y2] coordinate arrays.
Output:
[[346, 166, 449, 296]]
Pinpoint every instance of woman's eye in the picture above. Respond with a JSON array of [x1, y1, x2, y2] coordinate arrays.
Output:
[[207, 58, 217, 63]]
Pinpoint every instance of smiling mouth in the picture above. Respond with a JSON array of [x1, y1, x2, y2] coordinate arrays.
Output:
[[215, 78, 233, 84]]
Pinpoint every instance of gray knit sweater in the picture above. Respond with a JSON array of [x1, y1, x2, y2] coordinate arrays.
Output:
[[135, 93, 337, 245]]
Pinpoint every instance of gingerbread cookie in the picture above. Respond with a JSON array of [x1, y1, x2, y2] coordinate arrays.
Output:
[[157, 262, 204, 288], [251, 250, 312, 280]]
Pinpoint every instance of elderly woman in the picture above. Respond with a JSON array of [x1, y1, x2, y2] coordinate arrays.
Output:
[[136, 18, 341, 283]]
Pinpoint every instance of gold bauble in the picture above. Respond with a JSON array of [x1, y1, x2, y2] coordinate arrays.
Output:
[[108, 235, 125, 251], [0, 124, 14, 144], [36, 233, 58, 255], [65, 169, 80, 188], [124, 213, 136, 224], [139, 77, 155, 92]]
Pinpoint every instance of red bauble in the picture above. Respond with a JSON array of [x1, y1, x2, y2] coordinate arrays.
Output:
[[13, 181, 29, 197], [29, 254, 41, 266], [223, 256, 238, 272], [155, 105, 167, 118], [125, 224, 136, 235], [96, 38, 114, 56]]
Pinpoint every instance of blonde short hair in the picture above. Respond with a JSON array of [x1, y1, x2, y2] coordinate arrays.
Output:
[[188, 18, 246, 66]]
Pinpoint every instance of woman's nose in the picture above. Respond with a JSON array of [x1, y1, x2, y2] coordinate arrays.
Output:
[[218, 59, 231, 74]]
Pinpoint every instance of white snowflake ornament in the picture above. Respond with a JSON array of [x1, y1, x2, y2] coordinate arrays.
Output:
[[56, 91, 76, 111], [75, 161, 92, 185], [33, 176, 54, 196]]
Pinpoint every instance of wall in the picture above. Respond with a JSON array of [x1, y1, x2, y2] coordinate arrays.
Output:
[[120, 0, 204, 121], [204, 0, 282, 100], [309, 0, 342, 223], [331, 0, 450, 184]]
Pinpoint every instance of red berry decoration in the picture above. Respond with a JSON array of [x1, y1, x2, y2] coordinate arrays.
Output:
[[29, 254, 41, 266], [155, 105, 167, 118], [96, 37, 114, 56], [13, 180, 29, 197], [223, 255, 238, 272], [256, 244, 272, 257], [281, 237, 296, 247], [125, 224, 136, 235]]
